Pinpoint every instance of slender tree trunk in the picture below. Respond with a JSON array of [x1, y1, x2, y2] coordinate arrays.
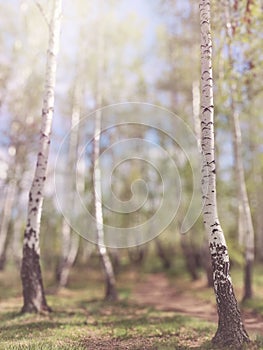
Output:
[[12, 210, 23, 268], [233, 107, 254, 301], [20, 0, 62, 313], [0, 179, 16, 270], [155, 239, 171, 270], [180, 235, 198, 280], [224, 0, 255, 301], [92, 5, 117, 301], [199, 1, 249, 346], [93, 106, 118, 300], [192, 81, 213, 286], [57, 218, 79, 287], [251, 143, 263, 260], [56, 67, 83, 287]]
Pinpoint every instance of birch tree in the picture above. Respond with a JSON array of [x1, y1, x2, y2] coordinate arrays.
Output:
[[20, 0, 62, 313], [192, 80, 213, 287], [0, 177, 16, 269], [56, 50, 84, 287], [92, 3, 118, 301], [199, 0, 249, 346], [224, 0, 255, 301]]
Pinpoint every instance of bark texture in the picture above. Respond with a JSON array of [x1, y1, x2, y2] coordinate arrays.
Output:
[[199, 0, 249, 346], [21, 0, 62, 313]]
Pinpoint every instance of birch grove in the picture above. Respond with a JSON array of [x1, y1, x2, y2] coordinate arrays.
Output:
[[199, 0, 249, 346], [20, 0, 62, 313]]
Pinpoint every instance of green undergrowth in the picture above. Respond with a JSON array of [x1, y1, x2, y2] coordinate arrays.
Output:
[[0, 264, 263, 349]]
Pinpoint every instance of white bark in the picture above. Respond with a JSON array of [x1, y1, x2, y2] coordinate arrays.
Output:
[[232, 109, 254, 262], [199, 0, 249, 346], [200, 1, 229, 288], [21, 0, 62, 313], [93, 107, 117, 300], [22, 0, 62, 253], [57, 77, 81, 287], [92, 5, 117, 300], [58, 217, 79, 287]]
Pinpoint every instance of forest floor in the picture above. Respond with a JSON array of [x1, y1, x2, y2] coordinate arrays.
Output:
[[132, 272, 263, 336], [0, 266, 263, 349]]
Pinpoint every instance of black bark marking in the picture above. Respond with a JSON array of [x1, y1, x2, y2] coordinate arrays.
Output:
[[30, 207, 37, 214], [211, 222, 219, 227]]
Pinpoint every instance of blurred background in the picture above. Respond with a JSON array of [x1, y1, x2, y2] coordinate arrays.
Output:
[[0, 0, 263, 302]]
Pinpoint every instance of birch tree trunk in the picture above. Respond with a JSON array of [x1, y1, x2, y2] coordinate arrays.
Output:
[[92, 5, 117, 301], [12, 207, 23, 267], [199, 0, 249, 346], [224, 0, 255, 301], [93, 108, 118, 301], [56, 74, 82, 287], [0, 179, 16, 270], [20, 0, 62, 313], [192, 80, 213, 286], [232, 108, 254, 301]]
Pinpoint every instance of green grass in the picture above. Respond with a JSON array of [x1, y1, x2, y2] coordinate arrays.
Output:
[[0, 301, 216, 350], [0, 264, 263, 349]]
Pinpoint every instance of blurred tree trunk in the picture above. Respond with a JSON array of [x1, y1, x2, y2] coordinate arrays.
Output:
[[0, 179, 16, 270], [232, 107, 254, 301], [180, 235, 198, 280], [56, 218, 79, 287], [12, 208, 23, 268], [92, 3, 117, 301], [20, 0, 62, 313], [56, 63, 83, 287], [224, 0, 255, 301], [93, 105, 118, 301], [109, 249, 121, 274], [128, 246, 148, 266], [199, 0, 249, 347], [250, 131, 263, 261], [155, 239, 171, 270]]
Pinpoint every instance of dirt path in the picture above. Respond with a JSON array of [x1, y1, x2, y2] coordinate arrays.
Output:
[[131, 273, 263, 335]]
